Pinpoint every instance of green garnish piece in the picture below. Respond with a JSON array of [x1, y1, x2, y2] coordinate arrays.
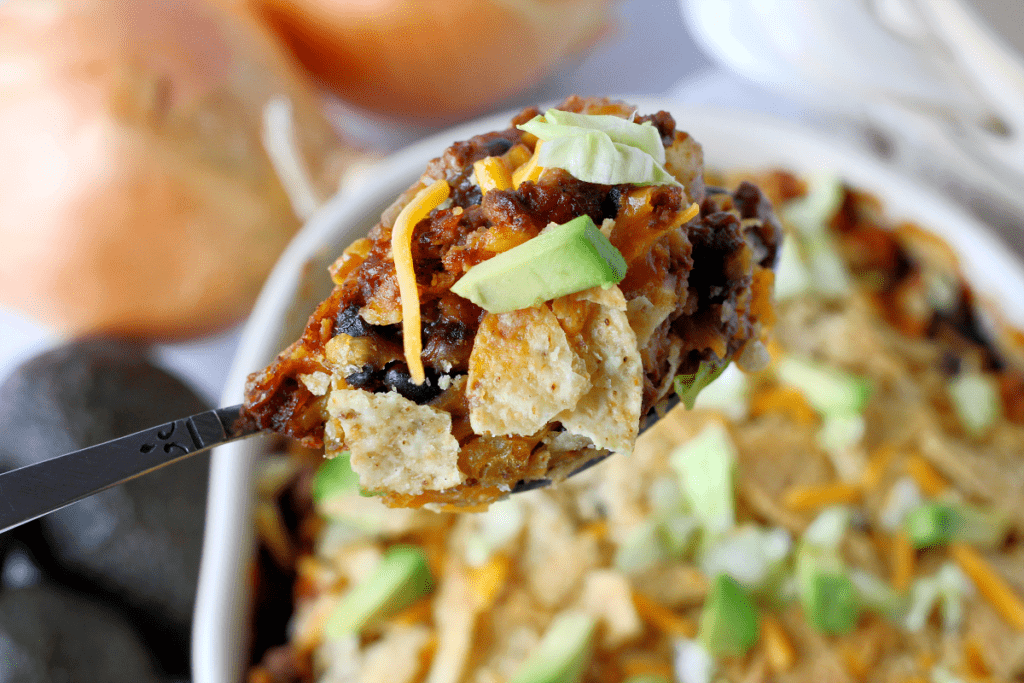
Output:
[[324, 545, 433, 638], [450, 215, 626, 313], [622, 676, 671, 683], [536, 132, 681, 187], [674, 360, 730, 410], [669, 423, 737, 536], [781, 173, 844, 239], [904, 502, 960, 549], [509, 612, 597, 683], [947, 371, 1002, 437], [796, 546, 859, 635], [312, 452, 359, 507], [517, 109, 680, 187], [903, 501, 1008, 549], [699, 574, 760, 657], [524, 109, 666, 162], [700, 525, 792, 593], [614, 519, 667, 575], [776, 356, 873, 416], [804, 571, 859, 634]]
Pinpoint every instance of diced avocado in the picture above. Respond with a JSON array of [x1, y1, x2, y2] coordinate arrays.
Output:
[[509, 612, 597, 683], [324, 545, 433, 638], [312, 452, 359, 507], [904, 501, 1008, 550], [803, 570, 859, 634], [796, 547, 859, 635], [776, 356, 873, 416], [699, 574, 760, 657], [450, 215, 627, 313], [669, 423, 737, 536], [904, 502, 960, 549], [675, 360, 730, 410]]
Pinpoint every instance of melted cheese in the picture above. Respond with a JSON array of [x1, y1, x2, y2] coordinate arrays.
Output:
[[391, 178, 450, 384]]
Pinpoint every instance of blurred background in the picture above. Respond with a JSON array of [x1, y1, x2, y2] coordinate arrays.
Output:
[[0, 0, 1022, 681]]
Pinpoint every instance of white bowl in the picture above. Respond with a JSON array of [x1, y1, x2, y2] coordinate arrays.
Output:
[[191, 97, 1024, 683]]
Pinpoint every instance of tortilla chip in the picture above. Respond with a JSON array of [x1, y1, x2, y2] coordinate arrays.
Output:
[[555, 287, 643, 454], [578, 570, 643, 648], [467, 304, 590, 437], [626, 285, 678, 348], [326, 388, 463, 495]]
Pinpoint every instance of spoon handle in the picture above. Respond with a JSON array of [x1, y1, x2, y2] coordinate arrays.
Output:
[[0, 404, 261, 535]]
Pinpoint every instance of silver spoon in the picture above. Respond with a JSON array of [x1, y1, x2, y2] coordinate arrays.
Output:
[[0, 394, 679, 534]]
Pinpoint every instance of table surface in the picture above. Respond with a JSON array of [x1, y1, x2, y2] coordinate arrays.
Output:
[[0, 0, 849, 402]]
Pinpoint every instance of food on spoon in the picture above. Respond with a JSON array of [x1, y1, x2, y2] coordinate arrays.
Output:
[[243, 96, 782, 508], [0, 0, 361, 338]]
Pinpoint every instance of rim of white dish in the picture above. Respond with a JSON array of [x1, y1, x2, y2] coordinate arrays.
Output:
[[192, 97, 1024, 683]]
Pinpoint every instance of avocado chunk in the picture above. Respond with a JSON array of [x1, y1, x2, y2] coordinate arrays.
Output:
[[776, 356, 873, 416], [699, 574, 760, 657], [312, 451, 359, 507], [509, 611, 597, 683], [450, 215, 627, 313], [796, 547, 859, 635], [903, 501, 1008, 549], [669, 423, 737, 536], [324, 545, 433, 638], [904, 502, 960, 549]]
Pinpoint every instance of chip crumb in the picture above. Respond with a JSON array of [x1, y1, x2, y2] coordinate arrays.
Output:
[[298, 371, 331, 396]]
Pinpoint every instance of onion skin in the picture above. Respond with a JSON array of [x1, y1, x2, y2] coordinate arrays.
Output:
[[246, 0, 614, 122], [0, 0, 361, 339]]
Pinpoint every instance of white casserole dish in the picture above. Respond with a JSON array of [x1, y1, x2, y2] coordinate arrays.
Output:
[[192, 97, 1024, 683]]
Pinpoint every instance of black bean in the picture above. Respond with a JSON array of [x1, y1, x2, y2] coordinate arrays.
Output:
[[383, 361, 443, 404], [345, 364, 383, 392], [335, 303, 371, 338], [483, 136, 513, 157]]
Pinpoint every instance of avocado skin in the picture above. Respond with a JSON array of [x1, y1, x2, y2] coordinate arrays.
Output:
[[0, 338, 210, 674], [0, 585, 163, 683]]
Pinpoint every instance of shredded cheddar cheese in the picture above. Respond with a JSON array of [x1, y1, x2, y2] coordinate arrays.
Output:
[[473, 156, 512, 194], [760, 616, 797, 673], [783, 481, 862, 512], [631, 591, 697, 638], [950, 543, 1024, 631], [903, 454, 948, 497], [391, 179, 450, 385], [512, 141, 544, 188], [678, 201, 700, 225], [861, 445, 898, 490], [892, 531, 916, 591]]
